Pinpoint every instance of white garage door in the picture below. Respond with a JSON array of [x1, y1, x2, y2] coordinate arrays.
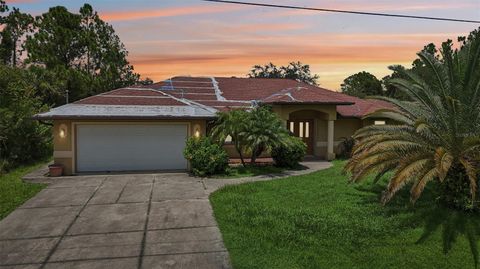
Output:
[[76, 124, 188, 172]]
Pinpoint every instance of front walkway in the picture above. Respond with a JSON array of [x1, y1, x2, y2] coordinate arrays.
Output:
[[0, 161, 331, 269]]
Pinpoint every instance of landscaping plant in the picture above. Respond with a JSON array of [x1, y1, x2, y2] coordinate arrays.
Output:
[[345, 28, 480, 265], [243, 106, 290, 164], [211, 106, 292, 166], [346, 30, 480, 209], [183, 136, 228, 177], [211, 109, 250, 166], [271, 135, 306, 168]]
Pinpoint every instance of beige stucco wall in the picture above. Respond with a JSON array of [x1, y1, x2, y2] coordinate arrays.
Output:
[[223, 144, 270, 159], [52, 119, 207, 175]]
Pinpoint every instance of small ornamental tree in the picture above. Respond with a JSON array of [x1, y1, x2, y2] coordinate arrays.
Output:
[[211, 106, 291, 166], [244, 106, 290, 164], [211, 109, 249, 166]]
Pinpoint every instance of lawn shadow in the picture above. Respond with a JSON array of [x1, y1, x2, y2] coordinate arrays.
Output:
[[352, 181, 480, 268]]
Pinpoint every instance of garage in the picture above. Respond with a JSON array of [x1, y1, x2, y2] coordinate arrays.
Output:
[[76, 124, 188, 172]]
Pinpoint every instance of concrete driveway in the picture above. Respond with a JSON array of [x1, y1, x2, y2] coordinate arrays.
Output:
[[0, 173, 230, 269]]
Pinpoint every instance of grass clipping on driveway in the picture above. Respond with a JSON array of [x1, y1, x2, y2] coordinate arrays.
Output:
[[210, 160, 475, 269], [0, 162, 47, 219]]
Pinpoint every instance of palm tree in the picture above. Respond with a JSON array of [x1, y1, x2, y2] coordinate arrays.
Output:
[[345, 29, 480, 210], [243, 106, 289, 164], [211, 109, 249, 166]]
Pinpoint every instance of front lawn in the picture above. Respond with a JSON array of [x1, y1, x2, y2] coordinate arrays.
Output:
[[210, 160, 476, 269], [0, 161, 48, 220]]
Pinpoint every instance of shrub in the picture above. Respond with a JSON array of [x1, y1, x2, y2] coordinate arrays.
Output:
[[183, 137, 228, 177], [0, 65, 52, 173], [337, 136, 355, 159], [271, 136, 306, 168]]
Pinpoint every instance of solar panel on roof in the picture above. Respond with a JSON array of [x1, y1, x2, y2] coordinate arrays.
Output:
[[160, 79, 174, 90]]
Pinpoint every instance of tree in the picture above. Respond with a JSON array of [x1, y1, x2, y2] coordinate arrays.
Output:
[[383, 43, 439, 100], [248, 61, 320, 85], [244, 106, 289, 164], [0, 65, 52, 172], [78, 4, 138, 93], [138, 77, 154, 85], [211, 106, 290, 166], [345, 28, 480, 210], [340, 71, 383, 98], [0, 0, 7, 20], [26, 6, 83, 68], [25, 4, 139, 104], [249, 62, 284, 79], [0, 7, 33, 66], [211, 109, 249, 166]]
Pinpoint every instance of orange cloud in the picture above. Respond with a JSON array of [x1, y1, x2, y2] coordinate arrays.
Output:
[[100, 5, 243, 22], [126, 31, 463, 90]]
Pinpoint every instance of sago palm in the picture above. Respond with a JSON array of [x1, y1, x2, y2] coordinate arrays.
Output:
[[345, 30, 480, 210]]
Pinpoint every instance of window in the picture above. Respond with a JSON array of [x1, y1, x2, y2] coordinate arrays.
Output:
[[374, 120, 386, 125], [305, 122, 309, 138], [299, 122, 304, 137], [289, 122, 295, 133]]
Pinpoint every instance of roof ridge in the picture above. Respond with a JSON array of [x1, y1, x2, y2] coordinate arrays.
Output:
[[210, 77, 226, 101], [147, 88, 218, 114]]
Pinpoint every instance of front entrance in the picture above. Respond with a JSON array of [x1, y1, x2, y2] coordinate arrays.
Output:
[[287, 119, 314, 155]]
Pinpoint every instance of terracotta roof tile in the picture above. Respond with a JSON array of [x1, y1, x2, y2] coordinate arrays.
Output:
[[336, 95, 396, 117], [59, 76, 394, 119], [213, 77, 351, 104]]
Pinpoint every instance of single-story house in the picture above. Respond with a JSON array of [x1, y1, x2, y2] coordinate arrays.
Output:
[[34, 76, 394, 175]]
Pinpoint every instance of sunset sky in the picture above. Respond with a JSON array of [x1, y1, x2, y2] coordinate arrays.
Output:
[[6, 0, 480, 90]]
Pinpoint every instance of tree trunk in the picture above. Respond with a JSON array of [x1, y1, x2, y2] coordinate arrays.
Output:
[[12, 38, 17, 67], [234, 142, 246, 167], [250, 145, 265, 165], [441, 164, 474, 211]]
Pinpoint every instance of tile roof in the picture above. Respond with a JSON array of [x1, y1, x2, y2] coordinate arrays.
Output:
[[34, 87, 217, 120], [34, 76, 395, 119], [213, 77, 352, 104], [336, 95, 396, 118]]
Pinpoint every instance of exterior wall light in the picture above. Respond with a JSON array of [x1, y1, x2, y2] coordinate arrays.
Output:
[[193, 124, 201, 138], [59, 124, 67, 138]]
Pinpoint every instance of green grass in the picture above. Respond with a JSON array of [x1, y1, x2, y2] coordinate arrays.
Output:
[[212, 165, 286, 179], [0, 161, 48, 220], [210, 160, 477, 269]]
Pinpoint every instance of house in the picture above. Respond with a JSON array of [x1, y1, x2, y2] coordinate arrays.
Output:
[[34, 76, 394, 175]]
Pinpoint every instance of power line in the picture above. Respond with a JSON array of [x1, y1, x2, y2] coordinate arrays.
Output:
[[202, 0, 480, 24]]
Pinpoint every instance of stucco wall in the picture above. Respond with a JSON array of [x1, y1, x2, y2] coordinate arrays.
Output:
[[223, 144, 270, 159], [52, 119, 207, 175]]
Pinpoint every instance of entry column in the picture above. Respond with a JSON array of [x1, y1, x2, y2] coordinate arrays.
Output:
[[327, 120, 335, 160]]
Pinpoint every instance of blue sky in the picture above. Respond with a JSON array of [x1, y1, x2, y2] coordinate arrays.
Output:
[[6, 0, 480, 89]]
